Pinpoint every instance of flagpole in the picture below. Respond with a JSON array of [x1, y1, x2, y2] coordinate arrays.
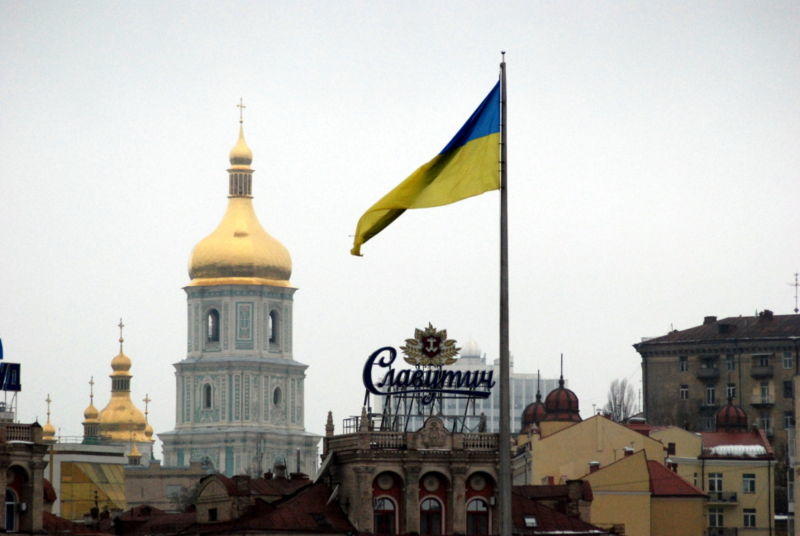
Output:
[[498, 52, 512, 536]]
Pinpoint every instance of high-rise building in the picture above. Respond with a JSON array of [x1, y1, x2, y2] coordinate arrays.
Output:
[[159, 118, 319, 476]]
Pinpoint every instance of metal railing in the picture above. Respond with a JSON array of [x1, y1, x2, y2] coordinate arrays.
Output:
[[706, 528, 737, 536], [708, 491, 738, 504], [750, 365, 774, 378]]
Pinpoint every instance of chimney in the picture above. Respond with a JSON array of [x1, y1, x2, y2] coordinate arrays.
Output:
[[589, 461, 600, 473], [233, 475, 250, 493], [325, 411, 335, 437], [704, 316, 717, 325], [623, 447, 634, 457], [274, 462, 287, 479], [263, 471, 273, 480], [295, 448, 301, 473]]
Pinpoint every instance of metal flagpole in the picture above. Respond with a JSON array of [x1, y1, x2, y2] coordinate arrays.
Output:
[[498, 51, 512, 536]]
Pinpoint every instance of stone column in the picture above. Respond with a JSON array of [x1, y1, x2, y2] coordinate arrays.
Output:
[[451, 465, 468, 534], [404, 467, 421, 534], [30, 460, 46, 532], [353, 466, 376, 533]]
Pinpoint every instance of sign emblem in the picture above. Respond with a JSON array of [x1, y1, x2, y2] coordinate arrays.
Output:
[[401, 323, 460, 366]]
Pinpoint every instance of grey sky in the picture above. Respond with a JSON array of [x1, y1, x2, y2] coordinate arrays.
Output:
[[1, 1, 798, 453]]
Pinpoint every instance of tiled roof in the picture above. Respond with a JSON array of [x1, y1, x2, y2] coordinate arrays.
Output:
[[634, 312, 800, 347], [646, 460, 705, 497], [515, 482, 594, 503], [512, 489, 609, 535], [212, 473, 310, 497], [700, 430, 774, 458], [43, 511, 110, 535]]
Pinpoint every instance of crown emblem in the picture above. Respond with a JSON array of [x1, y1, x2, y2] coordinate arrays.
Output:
[[400, 323, 460, 366]]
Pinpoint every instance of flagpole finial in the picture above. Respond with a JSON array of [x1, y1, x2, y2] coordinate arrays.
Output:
[[501, 50, 506, 62]]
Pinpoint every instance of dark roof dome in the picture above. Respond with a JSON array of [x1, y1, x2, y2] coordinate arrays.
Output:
[[715, 399, 748, 432], [543, 377, 581, 422], [521, 394, 547, 432]]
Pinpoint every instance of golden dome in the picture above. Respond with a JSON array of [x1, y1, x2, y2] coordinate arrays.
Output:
[[144, 423, 154, 440], [229, 125, 253, 166], [129, 443, 142, 457], [97, 327, 150, 443], [42, 421, 55, 440], [83, 403, 99, 422], [187, 123, 292, 287]]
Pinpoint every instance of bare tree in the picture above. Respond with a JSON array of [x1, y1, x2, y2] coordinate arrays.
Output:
[[603, 378, 637, 422]]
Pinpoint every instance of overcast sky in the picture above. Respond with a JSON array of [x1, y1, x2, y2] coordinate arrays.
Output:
[[1, 1, 799, 455]]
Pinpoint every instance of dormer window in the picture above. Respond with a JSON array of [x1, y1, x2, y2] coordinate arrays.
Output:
[[207, 309, 220, 342]]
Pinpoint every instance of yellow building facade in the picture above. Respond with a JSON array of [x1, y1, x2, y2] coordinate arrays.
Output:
[[651, 425, 775, 535], [584, 450, 706, 536], [516, 415, 667, 484]]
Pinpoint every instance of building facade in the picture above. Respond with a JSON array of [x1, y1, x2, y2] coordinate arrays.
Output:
[[160, 120, 319, 477]]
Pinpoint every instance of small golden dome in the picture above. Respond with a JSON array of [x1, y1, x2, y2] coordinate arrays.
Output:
[[83, 403, 99, 422], [144, 423, 154, 440], [110, 350, 132, 375], [229, 125, 253, 166], [129, 443, 142, 457], [42, 421, 55, 440]]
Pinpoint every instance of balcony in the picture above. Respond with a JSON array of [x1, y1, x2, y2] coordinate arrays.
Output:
[[706, 528, 737, 536], [696, 367, 720, 381], [700, 401, 721, 412], [707, 491, 738, 504], [750, 365, 774, 378], [750, 395, 775, 408]]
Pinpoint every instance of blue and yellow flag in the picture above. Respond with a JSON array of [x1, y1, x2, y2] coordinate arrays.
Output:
[[351, 82, 501, 256]]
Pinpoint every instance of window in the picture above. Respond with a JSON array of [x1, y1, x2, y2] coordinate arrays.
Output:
[[725, 354, 736, 371], [760, 382, 770, 402], [706, 386, 716, 405], [784, 352, 793, 370], [759, 415, 772, 432], [680, 385, 689, 400], [726, 383, 736, 400], [4, 489, 16, 532], [667, 442, 676, 455], [679, 356, 688, 372], [420, 498, 442, 536], [708, 473, 723, 492], [743, 509, 756, 528], [784, 380, 793, 399], [203, 384, 212, 409], [708, 506, 723, 528], [785, 412, 795, 429], [208, 508, 218, 522], [466, 499, 489, 536], [755, 354, 770, 367], [269, 310, 279, 345], [206, 309, 220, 342], [742, 474, 756, 494], [523, 516, 537, 528], [373, 497, 396, 536], [273, 387, 282, 406]]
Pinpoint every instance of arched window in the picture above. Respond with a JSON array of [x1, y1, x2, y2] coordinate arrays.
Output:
[[5, 489, 16, 532], [268, 310, 279, 345], [203, 384, 212, 409], [207, 310, 220, 342], [466, 498, 489, 535], [373, 497, 396, 535], [420, 498, 442, 536], [273, 387, 282, 406]]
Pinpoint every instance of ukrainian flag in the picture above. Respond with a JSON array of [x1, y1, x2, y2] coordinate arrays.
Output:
[[351, 82, 501, 256]]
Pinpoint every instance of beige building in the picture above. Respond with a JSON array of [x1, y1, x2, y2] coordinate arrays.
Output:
[[633, 310, 800, 519], [583, 449, 706, 536], [642, 401, 776, 535], [516, 414, 667, 485], [0, 421, 49, 533]]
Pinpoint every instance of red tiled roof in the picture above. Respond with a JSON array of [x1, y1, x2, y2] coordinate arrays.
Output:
[[211, 473, 310, 497], [700, 429, 774, 458], [646, 460, 705, 497], [634, 312, 800, 346], [43, 478, 57, 504], [43, 511, 110, 535], [512, 489, 608, 535]]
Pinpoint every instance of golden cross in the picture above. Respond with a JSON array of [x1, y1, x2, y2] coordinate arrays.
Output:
[[45, 394, 52, 419], [143, 394, 151, 418], [89, 376, 95, 402], [237, 97, 246, 124], [118, 318, 125, 340]]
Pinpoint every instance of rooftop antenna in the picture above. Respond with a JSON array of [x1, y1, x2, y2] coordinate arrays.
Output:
[[790, 272, 799, 314], [559, 353, 565, 387]]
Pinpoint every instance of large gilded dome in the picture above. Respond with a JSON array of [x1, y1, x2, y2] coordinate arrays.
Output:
[[188, 124, 292, 287]]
